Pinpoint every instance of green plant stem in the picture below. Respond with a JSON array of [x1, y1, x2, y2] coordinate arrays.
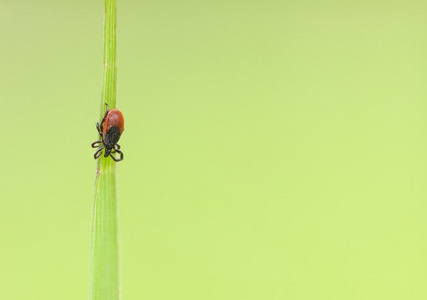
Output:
[[89, 0, 120, 299]]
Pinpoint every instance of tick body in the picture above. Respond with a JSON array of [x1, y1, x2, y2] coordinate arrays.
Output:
[[91, 103, 124, 162]]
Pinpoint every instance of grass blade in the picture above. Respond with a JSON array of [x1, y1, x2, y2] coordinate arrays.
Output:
[[89, 0, 120, 299]]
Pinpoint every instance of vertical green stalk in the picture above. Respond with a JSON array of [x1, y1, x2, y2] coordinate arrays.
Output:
[[89, 0, 120, 299]]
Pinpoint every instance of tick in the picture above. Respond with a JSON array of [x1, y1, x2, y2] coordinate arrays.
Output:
[[91, 103, 124, 162]]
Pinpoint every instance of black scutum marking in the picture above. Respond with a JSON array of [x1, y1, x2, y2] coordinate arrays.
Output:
[[104, 126, 121, 148]]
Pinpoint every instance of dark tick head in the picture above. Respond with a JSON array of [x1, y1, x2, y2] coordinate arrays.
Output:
[[104, 126, 121, 149]]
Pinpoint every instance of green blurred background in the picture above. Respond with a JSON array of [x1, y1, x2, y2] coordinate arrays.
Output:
[[1, 0, 427, 299]]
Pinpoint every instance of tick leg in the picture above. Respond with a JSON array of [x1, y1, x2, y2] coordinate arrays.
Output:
[[96, 122, 103, 136], [100, 103, 110, 128], [91, 140, 103, 148], [110, 148, 124, 162], [94, 145, 105, 159], [114, 144, 121, 150]]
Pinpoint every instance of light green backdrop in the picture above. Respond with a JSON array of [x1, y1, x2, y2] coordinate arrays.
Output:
[[1, 1, 427, 299]]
